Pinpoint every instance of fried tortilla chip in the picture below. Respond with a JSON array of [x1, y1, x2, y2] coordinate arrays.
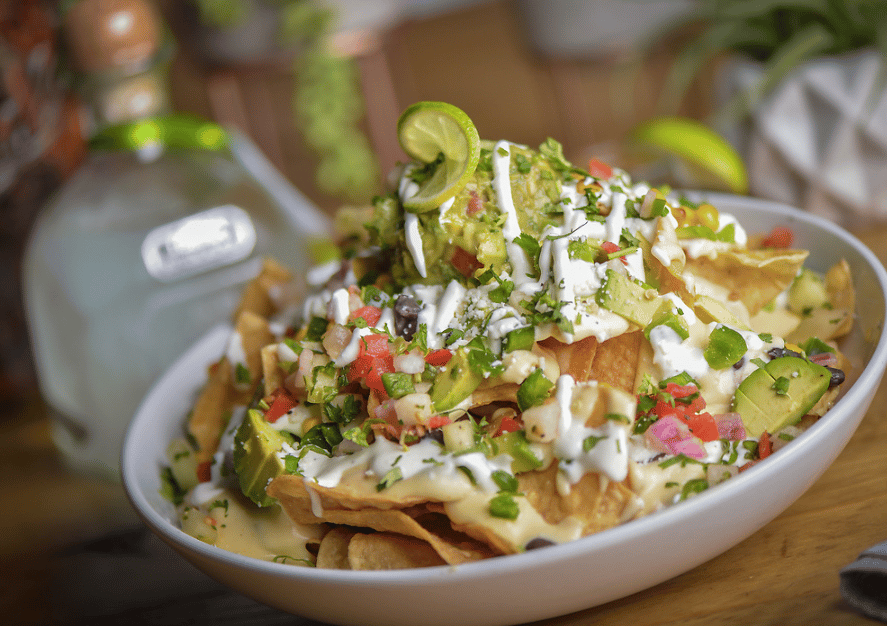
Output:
[[235, 310, 276, 389], [188, 357, 233, 465], [539, 335, 598, 382], [471, 383, 519, 407], [347, 533, 447, 570], [590, 331, 642, 393], [787, 259, 855, 343], [685, 248, 808, 316], [267, 475, 493, 565], [235, 258, 293, 320], [261, 344, 285, 397], [316, 526, 356, 569], [517, 463, 635, 535]]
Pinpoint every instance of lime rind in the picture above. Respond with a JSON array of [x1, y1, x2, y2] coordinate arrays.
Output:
[[397, 102, 481, 212], [632, 117, 749, 195]]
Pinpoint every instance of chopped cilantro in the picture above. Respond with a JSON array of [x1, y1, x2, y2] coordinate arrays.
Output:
[[235, 363, 251, 386], [489, 493, 520, 520]]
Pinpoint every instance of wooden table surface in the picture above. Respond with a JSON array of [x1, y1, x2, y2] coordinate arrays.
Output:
[[2, 226, 885, 625]]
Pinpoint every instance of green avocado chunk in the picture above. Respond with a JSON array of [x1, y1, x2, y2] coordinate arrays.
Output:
[[733, 356, 830, 437], [232, 409, 293, 507], [430, 347, 483, 413], [596, 269, 664, 327], [489, 430, 544, 473]]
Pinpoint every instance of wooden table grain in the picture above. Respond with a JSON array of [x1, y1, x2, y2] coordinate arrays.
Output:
[[2, 226, 885, 625]]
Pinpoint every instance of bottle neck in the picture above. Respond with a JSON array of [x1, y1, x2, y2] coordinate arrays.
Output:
[[90, 114, 229, 161]]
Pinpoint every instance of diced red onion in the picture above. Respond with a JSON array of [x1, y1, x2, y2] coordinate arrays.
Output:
[[714, 412, 746, 440]]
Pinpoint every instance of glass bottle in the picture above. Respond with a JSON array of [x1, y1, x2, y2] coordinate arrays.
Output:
[[22, 0, 330, 479]]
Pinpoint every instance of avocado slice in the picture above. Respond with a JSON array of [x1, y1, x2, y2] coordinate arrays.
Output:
[[693, 294, 749, 330], [733, 356, 830, 437], [596, 269, 664, 327], [489, 430, 543, 473], [430, 347, 483, 413], [788, 268, 828, 315], [232, 409, 294, 507]]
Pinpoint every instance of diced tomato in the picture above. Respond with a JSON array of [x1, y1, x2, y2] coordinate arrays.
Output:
[[451, 246, 483, 278], [758, 431, 773, 459], [359, 334, 390, 358], [426, 415, 451, 430], [197, 460, 212, 483], [364, 355, 395, 395], [601, 241, 628, 265], [587, 158, 613, 180], [265, 391, 297, 423], [686, 412, 719, 442], [467, 191, 484, 215], [350, 305, 382, 327], [495, 416, 522, 436], [761, 226, 794, 249], [663, 382, 698, 399], [425, 348, 453, 366]]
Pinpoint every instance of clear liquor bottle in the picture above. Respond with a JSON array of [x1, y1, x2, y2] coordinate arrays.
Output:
[[22, 116, 329, 479]]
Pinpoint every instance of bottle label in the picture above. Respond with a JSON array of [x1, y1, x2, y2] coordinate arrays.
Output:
[[141, 205, 257, 282]]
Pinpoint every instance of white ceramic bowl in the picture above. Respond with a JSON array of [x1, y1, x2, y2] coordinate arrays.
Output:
[[122, 195, 887, 626]]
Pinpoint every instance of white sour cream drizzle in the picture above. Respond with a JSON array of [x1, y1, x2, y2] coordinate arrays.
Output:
[[208, 147, 783, 557], [492, 141, 533, 284]]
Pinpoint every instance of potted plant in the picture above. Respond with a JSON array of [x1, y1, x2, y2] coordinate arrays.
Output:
[[186, 0, 382, 202], [653, 0, 887, 227]]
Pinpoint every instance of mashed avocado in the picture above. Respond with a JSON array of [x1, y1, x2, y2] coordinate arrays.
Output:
[[341, 140, 570, 286]]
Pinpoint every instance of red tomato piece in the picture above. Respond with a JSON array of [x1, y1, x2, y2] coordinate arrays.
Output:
[[495, 416, 522, 436], [265, 391, 297, 423], [467, 191, 484, 215], [197, 460, 212, 483], [350, 305, 382, 327], [451, 246, 483, 278], [687, 412, 719, 442], [364, 355, 394, 394], [587, 158, 613, 180], [426, 415, 451, 430], [359, 334, 390, 358], [664, 382, 698, 399], [601, 241, 628, 265], [761, 226, 794, 249], [425, 349, 453, 366], [758, 431, 773, 459]]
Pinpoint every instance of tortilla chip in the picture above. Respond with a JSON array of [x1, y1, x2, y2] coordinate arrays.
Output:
[[235, 258, 293, 320], [685, 248, 808, 315], [267, 475, 493, 565], [642, 218, 688, 297], [261, 344, 285, 397], [787, 259, 856, 343], [539, 335, 598, 382], [517, 463, 633, 535], [316, 526, 355, 569], [347, 533, 447, 570], [471, 383, 519, 407], [590, 331, 642, 393], [235, 310, 275, 384], [188, 357, 233, 465]]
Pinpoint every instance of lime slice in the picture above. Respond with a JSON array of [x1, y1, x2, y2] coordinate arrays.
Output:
[[397, 101, 481, 212], [632, 117, 748, 194]]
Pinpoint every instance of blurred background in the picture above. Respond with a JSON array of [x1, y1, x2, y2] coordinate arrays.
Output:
[[3, 0, 887, 623]]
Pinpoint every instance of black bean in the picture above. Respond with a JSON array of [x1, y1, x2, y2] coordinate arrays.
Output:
[[394, 294, 421, 340], [827, 367, 845, 388], [525, 537, 556, 551], [733, 356, 745, 370], [424, 428, 444, 445], [766, 347, 802, 360]]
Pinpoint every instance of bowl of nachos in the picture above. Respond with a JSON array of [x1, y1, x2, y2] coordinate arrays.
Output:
[[123, 103, 887, 626]]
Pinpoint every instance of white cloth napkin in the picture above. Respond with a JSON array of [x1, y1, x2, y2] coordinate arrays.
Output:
[[841, 540, 887, 622]]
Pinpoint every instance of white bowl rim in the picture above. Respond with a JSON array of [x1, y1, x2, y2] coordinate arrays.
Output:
[[121, 193, 887, 587]]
